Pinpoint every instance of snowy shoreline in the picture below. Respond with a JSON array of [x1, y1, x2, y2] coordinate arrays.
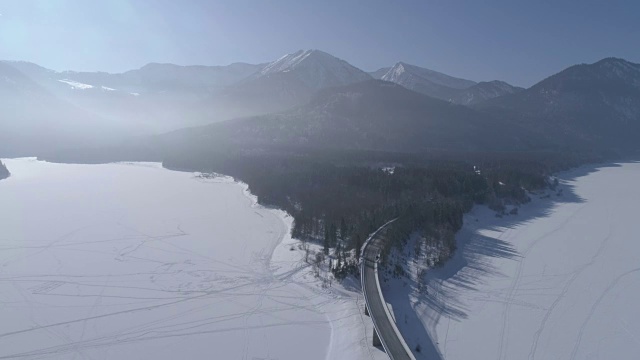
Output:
[[0, 158, 388, 360], [0, 159, 330, 359], [234, 175, 389, 360]]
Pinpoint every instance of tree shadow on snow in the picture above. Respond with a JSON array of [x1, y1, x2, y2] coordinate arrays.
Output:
[[384, 161, 634, 359], [421, 162, 617, 320]]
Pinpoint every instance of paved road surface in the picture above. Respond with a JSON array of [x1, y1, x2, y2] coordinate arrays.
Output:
[[361, 223, 415, 360]]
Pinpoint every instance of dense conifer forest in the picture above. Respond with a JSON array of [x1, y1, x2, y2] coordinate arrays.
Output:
[[163, 148, 593, 278]]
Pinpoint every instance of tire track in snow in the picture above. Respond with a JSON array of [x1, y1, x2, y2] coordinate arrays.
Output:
[[497, 204, 588, 360], [76, 274, 111, 360], [569, 267, 640, 360], [528, 223, 612, 360]]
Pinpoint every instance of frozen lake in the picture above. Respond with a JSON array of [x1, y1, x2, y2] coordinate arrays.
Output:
[[415, 161, 640, 359], [0, 159, 337, 359]]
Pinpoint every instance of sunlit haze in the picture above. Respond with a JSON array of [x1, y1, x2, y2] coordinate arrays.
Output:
[[1, 2, 640, 360], [0, 0, 638, 86]]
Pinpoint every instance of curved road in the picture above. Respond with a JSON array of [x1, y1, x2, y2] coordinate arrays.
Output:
[[361, 221, 416, 360]]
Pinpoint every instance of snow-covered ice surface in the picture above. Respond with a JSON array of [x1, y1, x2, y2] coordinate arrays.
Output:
[[383, 161, 640, 360], [0, 159, 385, 360]]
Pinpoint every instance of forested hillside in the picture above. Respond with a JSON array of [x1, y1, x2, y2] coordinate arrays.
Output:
[[476, 58, 640, 153], [161, 80, 542, 155]]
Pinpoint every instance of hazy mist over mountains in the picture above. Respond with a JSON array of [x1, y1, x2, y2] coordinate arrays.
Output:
[[2, 3, 640, 359], [1, 49, 639, 158]]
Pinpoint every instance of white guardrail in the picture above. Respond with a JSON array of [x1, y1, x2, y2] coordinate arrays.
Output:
[[360, 219, 417, 360]]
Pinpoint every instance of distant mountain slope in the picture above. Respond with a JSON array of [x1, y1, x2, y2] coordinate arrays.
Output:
[[3, 61, 266, 133], [452, 80, 524, 105], [380, 62, 476, 100], [206, 50, 373, 120], [7, 61, 264, 94], [2, 50, 374, 149], [478, 57, 640, 151], [164, 80, 539, 155], [0, 62, 121, 156], [65, 62, 264, 94], [2, 50, 378, 156]]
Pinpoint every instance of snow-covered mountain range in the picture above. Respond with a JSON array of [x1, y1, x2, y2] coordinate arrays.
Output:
[[1, 50, 521, 137], [375, 61, 521, 104], [3, 50, 638, 157], [164, 56, 640, 158]]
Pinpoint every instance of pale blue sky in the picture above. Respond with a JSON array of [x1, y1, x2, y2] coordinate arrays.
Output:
[[0, 0, 638, 87]]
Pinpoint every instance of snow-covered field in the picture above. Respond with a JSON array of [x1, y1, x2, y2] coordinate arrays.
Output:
[[0, 159, 384, 360], [384, 161, 640, 360]]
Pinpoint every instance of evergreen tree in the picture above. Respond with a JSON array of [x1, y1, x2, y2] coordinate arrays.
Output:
[[323, 227, 329, 255], [329, 223, 337, 248], [339, 217, 348, 243], [354, 234, 362, 261]]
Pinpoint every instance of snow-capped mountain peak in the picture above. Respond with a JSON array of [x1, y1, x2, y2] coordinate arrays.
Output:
[[257, 49, 372, 89], [382, 62, 476, 90], [260, 49, 314, 75], [388, 62, 407, 78], [376, 62, 476, 100]]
